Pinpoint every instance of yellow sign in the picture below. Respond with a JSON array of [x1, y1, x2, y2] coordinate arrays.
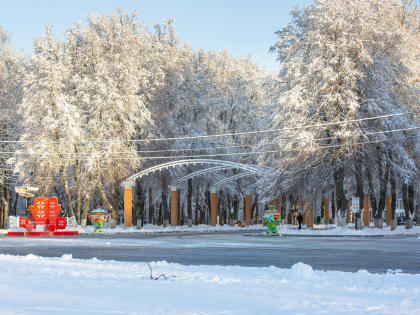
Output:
[[18, 192, 35, 198]]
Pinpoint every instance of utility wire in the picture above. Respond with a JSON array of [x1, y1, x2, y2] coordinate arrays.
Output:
[[0, 111, 418, 144], [23, 134, 420, 161], [0, 126, 418, 156]]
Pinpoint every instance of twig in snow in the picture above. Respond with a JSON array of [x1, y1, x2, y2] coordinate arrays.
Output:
[[148, 263, 167, 280]]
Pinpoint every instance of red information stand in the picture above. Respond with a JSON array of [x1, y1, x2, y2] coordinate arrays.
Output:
[[7, 196, 78, 237]]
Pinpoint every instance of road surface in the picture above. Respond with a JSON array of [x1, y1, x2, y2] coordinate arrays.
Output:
[[1, 232, 419, 273]]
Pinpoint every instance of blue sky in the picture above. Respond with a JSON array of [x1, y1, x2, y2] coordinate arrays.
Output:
[[0, 0, 311, 72]]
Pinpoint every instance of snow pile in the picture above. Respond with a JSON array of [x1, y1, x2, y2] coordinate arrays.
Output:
[[74, 223, 266, 235], [0, 254, 419, 314], [290, 261, 315, 279], [277, 224, 420, 236], [2, 223, 420, 237]]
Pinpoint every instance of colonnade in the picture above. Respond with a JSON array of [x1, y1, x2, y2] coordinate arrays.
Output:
[[122, 185, 253, 227], [122, 185, 395, 227]]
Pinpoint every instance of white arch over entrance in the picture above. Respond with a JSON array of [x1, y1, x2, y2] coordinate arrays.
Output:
[[122, 159, 268, 187], [210, 172, 262, 193]]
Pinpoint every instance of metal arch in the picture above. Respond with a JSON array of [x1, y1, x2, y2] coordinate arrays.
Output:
[[122, 159, 268, 187], [245, 181, 261, 192], [210, 172, 260, 192], [173, 166, 231, 186]]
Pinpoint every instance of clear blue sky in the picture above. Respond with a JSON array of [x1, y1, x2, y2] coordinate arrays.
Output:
[[0, 0, 311, 72]]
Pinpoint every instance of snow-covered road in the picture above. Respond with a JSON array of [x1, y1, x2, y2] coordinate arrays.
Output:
[[0, 253, 419, 315], [1, 233, 419, 273]]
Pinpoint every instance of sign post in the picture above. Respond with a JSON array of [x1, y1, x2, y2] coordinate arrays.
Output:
[[351, 197, 362, 230]]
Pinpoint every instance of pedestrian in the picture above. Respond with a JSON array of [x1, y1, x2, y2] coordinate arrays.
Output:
[[297, 211, 303, 230]]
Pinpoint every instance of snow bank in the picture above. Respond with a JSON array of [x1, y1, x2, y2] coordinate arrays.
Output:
[[2, 222, 420, 237], [74, 223, 266, 234], [277, 224, 420, 236], [0, 254, 419, 314]]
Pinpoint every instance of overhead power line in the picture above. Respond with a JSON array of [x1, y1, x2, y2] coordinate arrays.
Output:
[[0, 126, 418, 156], [0, 111, 418, 145], [0, 126, 418, 157], [22, 134, 420, 161]]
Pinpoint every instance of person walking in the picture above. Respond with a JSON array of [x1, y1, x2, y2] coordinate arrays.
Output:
[[297, 211, 303, 230]]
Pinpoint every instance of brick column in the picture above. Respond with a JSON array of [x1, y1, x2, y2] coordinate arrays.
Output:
[[170, 187, 179, 226], [245, 194, 251, 226], [346, 199, 351, 224], [123, 186, 133, 227], [386, 195, 392, 225], [324, 198, 330, 224], [210, 189, 217, 226], [363, 194, 370, 227]]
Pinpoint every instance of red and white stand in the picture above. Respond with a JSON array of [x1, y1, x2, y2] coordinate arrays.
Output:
[[7, 196, 78, 237]]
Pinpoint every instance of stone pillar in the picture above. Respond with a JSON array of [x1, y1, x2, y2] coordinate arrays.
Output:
[[245, 194, 252, 226], [324, 198, 330, 224], [346, 200, 351, 224], [210, 189, 217, 226], [123, 186, 133, 227], [306, 205, 314, 227], [386, 195, 392, 225], [363, 194, 370, 227], [170, 187, 179, 227]]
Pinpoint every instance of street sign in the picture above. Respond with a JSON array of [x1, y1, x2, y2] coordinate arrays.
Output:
[[351, 197, 360, 212], [18, 192, 35, 198], [15, 186, 39, 195], [15, 186, 27, 193]]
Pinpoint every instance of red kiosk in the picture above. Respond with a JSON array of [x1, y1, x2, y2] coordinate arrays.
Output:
[[7, 196, 78, 236]]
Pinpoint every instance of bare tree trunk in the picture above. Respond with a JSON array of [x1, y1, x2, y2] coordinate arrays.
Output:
[[331, 191, 336, 221], [253, 194, 259, 225], [135, 179, 144, 229], [205, 189, 211, 225], [219, 190, 225, 226], [148, 188, 154, 225], [61, 169, 75, 218], [403, 183, 415, 229], [2, 198, 8, 229], [0, 179, 4, 229], [81, 174, 95, 227], [334, 166, 346, 227], [157, 203, 162, 226], [75, 161, 82, 224], [200, 192, 206, 225], [194, 190, 200, 226], [161, 171, 169, 227], [180, 203, 185, 226], [279, 193, 286, 224], [375, 150, 390, 228], [354, 158, 364, 230], [366, 165, 378, 227], [233, 195, 239, 222], [187, 178, 192, 227], [390, 167, 397, 230], [408, 184, 415, 227], [98, 174, 117, 228]]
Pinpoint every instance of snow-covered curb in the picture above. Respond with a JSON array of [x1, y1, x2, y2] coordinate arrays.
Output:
[[276, 224, 420, 237], [0, 253, 419, 314], [2, 223, 419, 237]]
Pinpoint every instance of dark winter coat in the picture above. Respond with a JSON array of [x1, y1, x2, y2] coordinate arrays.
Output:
[[297, 213, 303, 223]]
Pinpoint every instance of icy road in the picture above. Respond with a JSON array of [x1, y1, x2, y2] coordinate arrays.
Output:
[[1, 232, 419, 273]]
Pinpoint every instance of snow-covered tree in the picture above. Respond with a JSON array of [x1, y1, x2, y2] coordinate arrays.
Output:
[[16, 26, 83, 219], [268, 0, 419, 227], [0, 26, 23, 227]]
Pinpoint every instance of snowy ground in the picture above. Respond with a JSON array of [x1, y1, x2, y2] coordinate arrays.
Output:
[[75, 223, 420, 236], [56, 223, 420, 236], [0, 254, 419, 315], [3, 220, 420, 237]]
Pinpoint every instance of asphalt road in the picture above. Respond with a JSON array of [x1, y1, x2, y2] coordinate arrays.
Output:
[[1, 232, 419, 273]]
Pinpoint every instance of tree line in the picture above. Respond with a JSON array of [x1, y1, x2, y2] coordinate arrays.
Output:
[[0, 0, 419, 229]]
